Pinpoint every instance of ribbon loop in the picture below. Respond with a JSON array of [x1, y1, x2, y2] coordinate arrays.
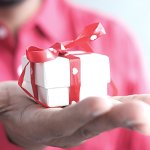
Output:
[[65, 23, 105, 51]]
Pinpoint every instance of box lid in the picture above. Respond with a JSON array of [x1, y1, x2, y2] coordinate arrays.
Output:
[[22, 51, 110, 88]]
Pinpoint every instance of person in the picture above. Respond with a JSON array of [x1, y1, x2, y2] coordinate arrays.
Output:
[[0, 0, 150, 150]]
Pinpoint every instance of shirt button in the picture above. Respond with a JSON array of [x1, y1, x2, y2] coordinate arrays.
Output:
[[0, 25, 8, 39]]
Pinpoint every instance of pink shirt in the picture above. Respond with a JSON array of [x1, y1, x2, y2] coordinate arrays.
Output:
[[0, 0, 150, 149]]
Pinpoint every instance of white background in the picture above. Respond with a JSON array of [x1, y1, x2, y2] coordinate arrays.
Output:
[[72, 0, 150, 73]]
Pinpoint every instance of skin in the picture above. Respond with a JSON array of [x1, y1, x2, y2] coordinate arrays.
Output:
[[0, 0, 150, 149], [1, 81, 150, 150], [0, 0, 41, 37]]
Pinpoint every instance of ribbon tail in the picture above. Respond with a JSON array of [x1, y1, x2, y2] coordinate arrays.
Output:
[[18, 62, 37, 99], [18, 62, 29, 88], [18, 62, 49, 108], [30, 62, 39, 100], [109, 80, 118, 96]]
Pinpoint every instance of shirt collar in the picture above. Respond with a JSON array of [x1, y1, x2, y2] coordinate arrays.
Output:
[[35, 0, 74, 43]]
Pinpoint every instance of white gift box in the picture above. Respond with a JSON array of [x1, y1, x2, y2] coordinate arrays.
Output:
[[22, 51, 110, 107]]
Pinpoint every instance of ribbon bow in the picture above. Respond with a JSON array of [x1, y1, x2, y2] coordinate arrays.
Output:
[[18, 23, 106, 107], [26, 23, 105, 63]]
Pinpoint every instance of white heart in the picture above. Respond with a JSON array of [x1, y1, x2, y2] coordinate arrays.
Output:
[[72, 67, 78, 75], [90, 35, 97, 40], [71, 101, 77, 104]]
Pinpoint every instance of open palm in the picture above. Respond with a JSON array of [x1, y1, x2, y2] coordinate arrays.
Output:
[[0, 81, 150, 150]]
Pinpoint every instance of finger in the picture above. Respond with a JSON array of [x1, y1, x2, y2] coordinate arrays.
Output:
[[113, 94, 150, 105], [21, 96, 112, 144], [106, 101, 150, 134], [54, 100, 150, 147], [46, 97, 112, 137]]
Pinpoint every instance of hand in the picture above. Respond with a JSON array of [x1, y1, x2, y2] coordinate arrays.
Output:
[[0, 81, 150, 150]]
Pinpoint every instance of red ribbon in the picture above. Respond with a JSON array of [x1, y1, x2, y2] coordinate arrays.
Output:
[[18, 23, 106, 107]]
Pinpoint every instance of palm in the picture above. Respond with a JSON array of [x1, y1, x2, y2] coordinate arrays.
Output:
[[0, 81, 150, 149]]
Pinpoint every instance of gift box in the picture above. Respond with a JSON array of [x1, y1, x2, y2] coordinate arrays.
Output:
[[18, 22, 112, 107], [22, 51, 110, 107]]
